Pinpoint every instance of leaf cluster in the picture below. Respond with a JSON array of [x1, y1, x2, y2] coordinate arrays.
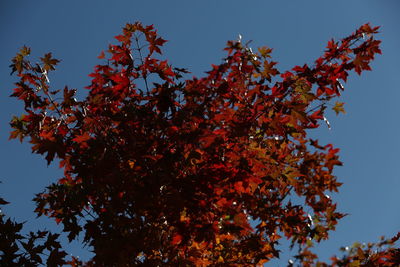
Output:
[[0, 198, 69, 266]]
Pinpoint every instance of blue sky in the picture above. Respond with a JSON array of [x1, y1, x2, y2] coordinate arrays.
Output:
[[1, 0, 400, 265]]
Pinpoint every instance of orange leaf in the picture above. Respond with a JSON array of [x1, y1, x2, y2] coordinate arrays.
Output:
[[97, 51, 105, 59]]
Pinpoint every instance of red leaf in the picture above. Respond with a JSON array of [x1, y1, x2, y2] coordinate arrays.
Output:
[[40, 130, 56, 141], [72, 132, 91, 143], [171, 233, 182, 245], [234, 181, 246, 194], [309, 110, 324, 121]]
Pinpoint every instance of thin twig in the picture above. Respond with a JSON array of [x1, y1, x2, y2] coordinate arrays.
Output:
[[134, 35, 150, 95]]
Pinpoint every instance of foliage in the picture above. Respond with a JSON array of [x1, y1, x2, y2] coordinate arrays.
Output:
[[0, 198, 68, 266], [293, 234, 400, 266], [3, 22, 399, 266]]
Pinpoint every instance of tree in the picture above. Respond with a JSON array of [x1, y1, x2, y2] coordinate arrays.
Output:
[[3, 22, 399, 266]]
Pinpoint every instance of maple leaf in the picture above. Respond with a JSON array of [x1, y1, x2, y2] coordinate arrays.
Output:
[[40, 53, 60, 72], [332, 101, 346, 115], [258, 60, 279, 81], [72, 132, 91, 143], [353, 53, 371, 75], [258, 46, 273, 58], [19, 46, 31, 57]]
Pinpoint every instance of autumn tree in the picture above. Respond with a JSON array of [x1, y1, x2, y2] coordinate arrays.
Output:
[[2, 22, 399, 266]]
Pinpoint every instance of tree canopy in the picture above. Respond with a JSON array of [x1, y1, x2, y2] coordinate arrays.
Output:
[[2, 22, 400, 266]]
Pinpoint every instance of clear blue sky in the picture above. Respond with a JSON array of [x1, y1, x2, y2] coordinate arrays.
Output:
[[1, 0, 400, 265]]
